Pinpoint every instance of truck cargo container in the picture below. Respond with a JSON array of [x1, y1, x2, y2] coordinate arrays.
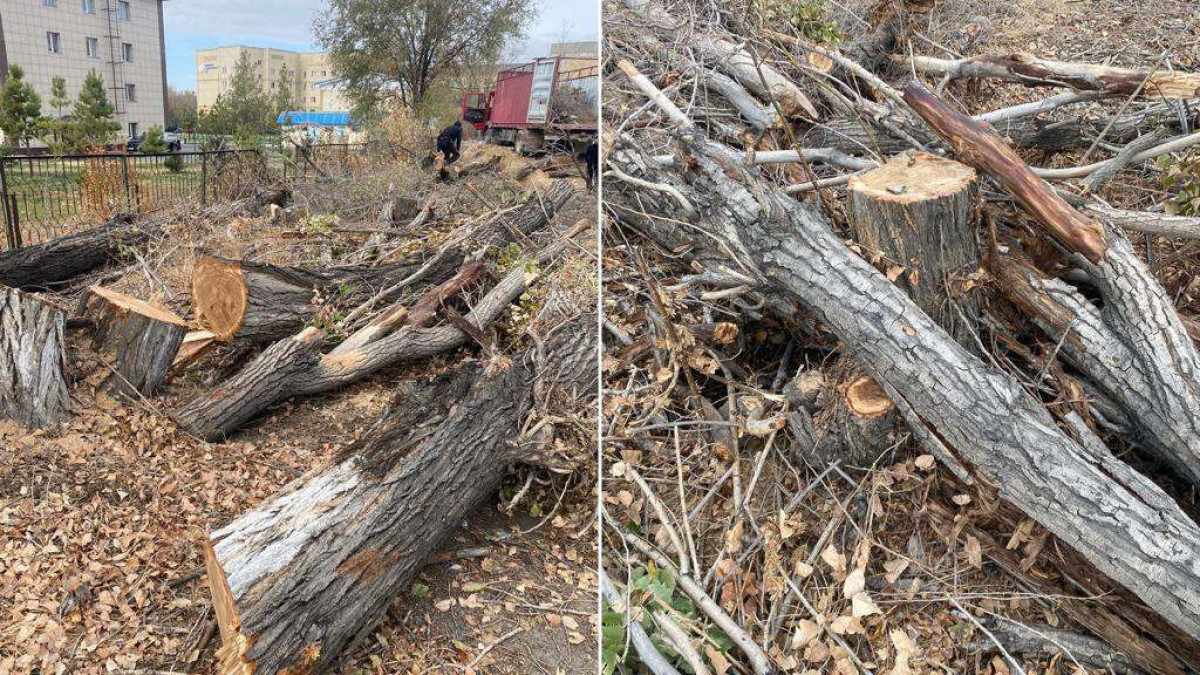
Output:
[[461, 56, 598, 155]]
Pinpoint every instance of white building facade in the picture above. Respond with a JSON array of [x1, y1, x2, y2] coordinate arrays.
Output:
[[0, 0, 168, 140]]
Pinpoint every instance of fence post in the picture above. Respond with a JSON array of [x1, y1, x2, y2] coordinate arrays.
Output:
[[0, 159, 13, 250], [119, 155, 132, 212], [200, 152, 208, 206]]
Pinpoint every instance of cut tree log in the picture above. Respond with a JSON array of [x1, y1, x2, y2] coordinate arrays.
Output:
[[0, 287, 70, 428], [204, 304, 597, 673], [87, 286, 187, 398], [175, 220, 588, 440], [190, 252, 461, 344], [0, 188, 289, 290], [903, 53, 1200, 99], [906, 84, 1200, 488], [847, 150, 980, 341], [787, 372, 899, 467], [606, 123, 1200, 639], [692, 37, 819, 119]]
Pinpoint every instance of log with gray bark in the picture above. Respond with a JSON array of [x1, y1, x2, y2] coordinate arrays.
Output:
[[203, 309, 596, 674], [905, 84, 1200, 488], [606, 118, 1200, 640], [0, 188, 289, 290], [0, 287, 70, 428], [87, 286, 187, 398]]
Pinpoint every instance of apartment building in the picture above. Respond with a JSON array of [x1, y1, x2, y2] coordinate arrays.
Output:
[[195, 46, 350, 114], [0, 0, 167, 139]]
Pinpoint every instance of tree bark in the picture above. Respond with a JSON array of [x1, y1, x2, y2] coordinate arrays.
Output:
[[787, 372, 899, 467], [190, 252, 461, 344], [847, 150, 980, 341], [904, 53, 1200, 100], [87, 286, 188, 398], [606, 131, 1200, 639], [205, 359, 529, 674], [907, 85, 1200, 487], [0, 287, 70, 428]]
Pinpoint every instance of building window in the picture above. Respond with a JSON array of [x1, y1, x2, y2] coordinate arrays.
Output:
[[122, 43, 133, 62], [125, 84, 136, 102], [116, 0, 130, 20], [44, 0, 57, 7], [47, 32, 61, 54], [86, 37, 99, 58], [82, 0, 95, 13], [128, 122, 138, 139]]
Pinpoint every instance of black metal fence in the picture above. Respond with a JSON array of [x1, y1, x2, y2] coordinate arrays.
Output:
[[0, 142, 384, 250]]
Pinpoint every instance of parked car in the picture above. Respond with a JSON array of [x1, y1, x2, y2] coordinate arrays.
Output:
[[163, 127, 184, 152]]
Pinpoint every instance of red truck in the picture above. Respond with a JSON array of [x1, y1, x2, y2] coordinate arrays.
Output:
[[461, 56, 598, 155]]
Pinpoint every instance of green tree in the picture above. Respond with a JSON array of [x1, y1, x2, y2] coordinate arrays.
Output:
[[0, 65, 45, 148], [203, 50, 273, 137], [67, 70, 120, 150], [166, 87, 198, 131], [49, 76, 70, 118], [139, 125, 168, 153], [273, 64, 294, 118], [315, 0, 532, 113]]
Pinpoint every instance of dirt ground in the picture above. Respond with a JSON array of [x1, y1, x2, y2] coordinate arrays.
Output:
[[0, 141, 598, 674]]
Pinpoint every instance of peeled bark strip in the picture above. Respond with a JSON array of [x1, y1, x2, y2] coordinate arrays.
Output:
[[848, 151, 979, 341], [191, 253, 460, 344], [608, 132, 1200, 638], [88, 286, 188, 398], [904, 53, 1200, 99], [0, 287, 70, 428], [206, 359, 529, 674], [907, 85, 1200, 487]]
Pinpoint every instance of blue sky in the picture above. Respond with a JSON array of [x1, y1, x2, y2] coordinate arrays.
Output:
[[163, 0, 600, 91]]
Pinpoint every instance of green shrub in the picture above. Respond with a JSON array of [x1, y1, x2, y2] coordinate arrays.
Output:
[[1161, 151, 1200, 216]]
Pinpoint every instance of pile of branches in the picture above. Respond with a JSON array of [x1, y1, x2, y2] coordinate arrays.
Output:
[[602, 0, 1200, 673], [0, 150, 597, 672]]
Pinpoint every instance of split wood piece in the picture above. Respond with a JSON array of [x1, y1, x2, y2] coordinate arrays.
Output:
[[450, 154, 500, 180], [0, 286, 70, 428], [206, 360, 527, 674], [700, 70, 779, 131], [175, 222, 586, 441], [787, 373, 898, 467], [908, 86, 1200, 487], [991, 250, 1200, 486], [191, 253, 459, 344], [87, 286, 187, 398], [848, 151, 980, 342], [172, 330, 218, 371], [904, 53, 1200, 100], [608, 132, 1200, 638]]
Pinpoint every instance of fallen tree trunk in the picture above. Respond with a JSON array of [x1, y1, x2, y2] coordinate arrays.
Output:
[[205, 359, 527, 674], [847, 150, 980, 341], [905, 84, 1200, 488], [87, 286, 187, 398], [0, 188, 289, 290], [175, 220, 588, 440], [190, 252, 461, 344], [607, 121, 1200, 639], [903, 53, 1200, 99], [0, 287, 70, 428]]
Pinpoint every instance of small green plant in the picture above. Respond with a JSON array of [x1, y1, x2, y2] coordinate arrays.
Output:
[[602, 564, 736, 674], [759, 0, 844, 43], [164, 153, 184, 173], [139, 125, 168, 154], [1161, 151, 1200, 216]]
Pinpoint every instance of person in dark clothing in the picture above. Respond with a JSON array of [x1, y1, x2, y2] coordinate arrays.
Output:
[[437, 120, 463, 164], [583, 140, 598, 189]]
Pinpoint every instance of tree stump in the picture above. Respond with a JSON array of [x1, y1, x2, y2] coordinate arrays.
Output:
[[848, 151, 980, 342], [0, 287, 70, 428], [88, 286, 188, 398]]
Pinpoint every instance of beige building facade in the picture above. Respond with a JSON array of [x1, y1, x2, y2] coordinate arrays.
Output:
[[196, 46, 349, 114], [0, 0, 167, 140]]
